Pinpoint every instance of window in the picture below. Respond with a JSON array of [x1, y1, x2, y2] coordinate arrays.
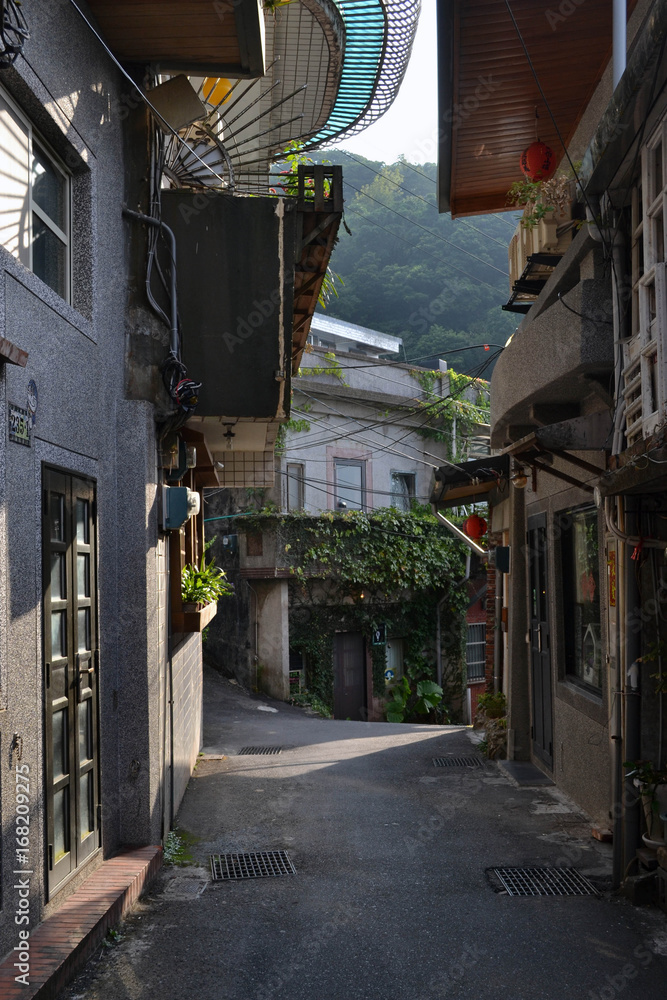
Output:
[[390, 471, 416, 511], [466, 623, 486, 682], [334, 459, 365, 510], [0, 88, 70, 300], [559, 506, 601, 691], [286, 463, 304, 510]]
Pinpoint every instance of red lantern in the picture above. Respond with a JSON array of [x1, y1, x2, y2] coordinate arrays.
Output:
[[463, 514, 487, 540], [520, 140, 556, 182]]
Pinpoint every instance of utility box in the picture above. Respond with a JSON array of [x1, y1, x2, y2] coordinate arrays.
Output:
[[162, 486, 200, 531], [160, 191, 297, 420]]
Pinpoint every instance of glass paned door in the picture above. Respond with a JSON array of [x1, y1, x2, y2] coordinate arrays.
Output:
[[43, 468, 99, 896]]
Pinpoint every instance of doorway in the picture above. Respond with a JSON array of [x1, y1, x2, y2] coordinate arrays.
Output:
[[333, 632, 367, 720], [43, 468, 100, 895]]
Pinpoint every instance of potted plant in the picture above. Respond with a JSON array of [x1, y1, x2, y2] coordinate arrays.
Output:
[[178, 552, 234, 631], [506, 172, 574, 229], [624, 759, 667, 847]]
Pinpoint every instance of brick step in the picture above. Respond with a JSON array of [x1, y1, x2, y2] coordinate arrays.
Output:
[[0, 846, 162, 1000]]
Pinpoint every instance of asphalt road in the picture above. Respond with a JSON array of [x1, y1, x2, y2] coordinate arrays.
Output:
[[60, 668, 667, 1000]]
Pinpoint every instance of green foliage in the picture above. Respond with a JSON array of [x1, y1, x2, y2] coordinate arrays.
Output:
[[163, 830, 195, 866], [275, 417, 311, 456], [407, 365, 490, 453], [235, 506, 469, 717], [181, 554, 234, 606], [386, 676, 411, 723], [288, 690, 333, 718], [506, 172, 574, 229], [477, 691, 507, 719], [624, 759, 667, 786], [310, 153, 516, 367], [298, 351, 346, 383]]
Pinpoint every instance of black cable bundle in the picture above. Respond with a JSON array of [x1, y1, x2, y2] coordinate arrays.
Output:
[[161, 354, 202, 415], [0, 0, 29, 68]]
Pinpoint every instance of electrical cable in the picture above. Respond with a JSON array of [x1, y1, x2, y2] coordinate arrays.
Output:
[[503, 0, 611, 259], [290, 350, 492, 451], [344, 179, 509, 277], [395, 158, 522, 230], [344, 207, 507, 295], [338, 151, 510, 249], [68, 0, 235, 188], [311, 343, 506, 372]]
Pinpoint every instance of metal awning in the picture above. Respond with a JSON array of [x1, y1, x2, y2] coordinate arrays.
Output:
[[431, 455, 509, 508]]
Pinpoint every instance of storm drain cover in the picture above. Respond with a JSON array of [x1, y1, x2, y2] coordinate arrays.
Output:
[[162, 875, 208, 900], [238, 746, 283, 755], [433, 756, 482, 767], [210, 851, 296, 881], [486, 867, 599, 896]]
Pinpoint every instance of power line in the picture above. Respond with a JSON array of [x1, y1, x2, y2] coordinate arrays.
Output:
[[344, 179, 509, 277], [339, 151, 510, 249], [397, 159, 522, 231], [344, 207, 506, 295]]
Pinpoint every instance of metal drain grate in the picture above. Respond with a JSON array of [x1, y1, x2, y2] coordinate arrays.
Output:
[[433, 756, 483, 767], [486, 867, 599, 896], [210, 851, 296, 881], [238, 746, 283, 755]]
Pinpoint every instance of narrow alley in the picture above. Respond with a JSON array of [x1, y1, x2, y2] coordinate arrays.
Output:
[[59, 669, 667, 1000]]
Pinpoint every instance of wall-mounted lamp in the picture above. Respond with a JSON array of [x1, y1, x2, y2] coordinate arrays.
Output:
[[511, 469, 528, 489]]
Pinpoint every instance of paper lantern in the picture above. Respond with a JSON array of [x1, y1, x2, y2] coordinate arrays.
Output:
[[520, 141, 556, 182], [463, 514, 487, 540]]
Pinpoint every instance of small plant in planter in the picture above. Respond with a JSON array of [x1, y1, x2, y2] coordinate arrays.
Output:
[[181, 554, 234, 611], [506, 172, 574, 229], [624, 759, 667, 845]]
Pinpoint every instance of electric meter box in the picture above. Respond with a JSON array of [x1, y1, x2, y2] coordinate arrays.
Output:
[[162, 486, 200, 531]]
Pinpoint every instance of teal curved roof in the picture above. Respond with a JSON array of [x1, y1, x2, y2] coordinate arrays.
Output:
[[303, 0, 420, 150]]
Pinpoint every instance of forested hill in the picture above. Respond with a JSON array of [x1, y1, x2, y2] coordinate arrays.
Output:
[[315, 151, 521, 375]]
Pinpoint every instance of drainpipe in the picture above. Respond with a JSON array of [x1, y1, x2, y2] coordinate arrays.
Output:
[[613, 0, 627, 89], [436, 552, 471, 687], [122, 208, 179, 358], [494, 567, 503, 695], [623, 496, 642, 876]]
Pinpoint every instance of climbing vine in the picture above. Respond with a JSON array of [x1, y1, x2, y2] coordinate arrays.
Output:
[[408, 367, 490, 453], [236, 505, 469, 716]]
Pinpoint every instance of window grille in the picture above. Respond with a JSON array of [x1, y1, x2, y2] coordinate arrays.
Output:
[[466, 623, 486, 682]]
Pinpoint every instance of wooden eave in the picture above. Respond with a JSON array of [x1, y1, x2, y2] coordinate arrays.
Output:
[[85, 0, 265, 77], [438, 0, 638, 218]]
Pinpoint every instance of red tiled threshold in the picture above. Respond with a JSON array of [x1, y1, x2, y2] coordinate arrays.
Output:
[[0, 846, 162, 1000]]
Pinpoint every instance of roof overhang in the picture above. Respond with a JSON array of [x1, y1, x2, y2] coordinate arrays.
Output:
[[85, 0, 266, 77], [430, 454, 510, 508], [436, 0, 638, 218]]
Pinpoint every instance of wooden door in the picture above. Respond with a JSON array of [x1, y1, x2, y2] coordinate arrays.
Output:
[[43, 468, 100, 895], [333, 632, 367, 721]]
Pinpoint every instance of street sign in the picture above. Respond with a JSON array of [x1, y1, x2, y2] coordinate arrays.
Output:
[[372, 624, 387, 646]]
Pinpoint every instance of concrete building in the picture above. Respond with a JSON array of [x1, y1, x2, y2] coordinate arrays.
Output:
[[205, 314, 491, 717], [434, 0, 667, 891], [0, 0, 420, 978]]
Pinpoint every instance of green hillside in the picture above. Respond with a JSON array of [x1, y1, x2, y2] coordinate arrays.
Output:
[[315, 152, 522, 376]]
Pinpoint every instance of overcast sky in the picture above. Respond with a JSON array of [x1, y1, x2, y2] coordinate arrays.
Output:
[[334, 2, 438, 165]]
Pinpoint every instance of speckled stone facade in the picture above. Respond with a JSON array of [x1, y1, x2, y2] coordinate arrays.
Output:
[[0, 0, 204, 958]]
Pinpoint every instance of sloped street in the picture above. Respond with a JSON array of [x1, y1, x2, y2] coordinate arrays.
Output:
[[59, 669, 667, 1000]]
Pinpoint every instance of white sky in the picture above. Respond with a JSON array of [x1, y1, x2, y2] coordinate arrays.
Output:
[[335, 2, 438, 165]]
